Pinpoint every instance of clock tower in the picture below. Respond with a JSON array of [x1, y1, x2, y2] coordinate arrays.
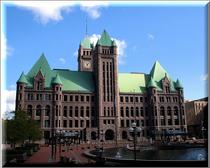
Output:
[[78, 37, 94, 72]]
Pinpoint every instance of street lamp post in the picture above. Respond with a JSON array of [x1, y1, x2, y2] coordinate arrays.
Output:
[[128, 122, 142, 161]]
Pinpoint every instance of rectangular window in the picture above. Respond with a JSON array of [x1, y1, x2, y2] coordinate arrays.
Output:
[[142, 120, 145, 126], [70, 95, 73, 101], [64, 95, 68, 101], [91, 106, 94, 116], [121, 120, 124, 127], [75, 120, 78, 127], [63, 106, 67, 117], [140, 97, 143, 102], [75, 107, 78, 117], [135, 97, 139, 102], [63, 120, 67, 128], [86, 107, 90, 117], [130, 97, 133, 102], [75, 95, 79, 101], [125, 97, 129, 102], [81, 95, 84, 102], [86, 96, 90, 102], [126, 120, 129, 127], [69, 106, 73, 117], [120, 107, 124, 117], [120, 96, 123, 102]]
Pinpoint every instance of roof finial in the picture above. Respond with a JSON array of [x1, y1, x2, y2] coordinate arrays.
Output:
[[85, 15, 88, 37]]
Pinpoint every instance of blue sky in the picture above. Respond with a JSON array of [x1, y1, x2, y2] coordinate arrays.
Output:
[[1, 1, 208, 116]]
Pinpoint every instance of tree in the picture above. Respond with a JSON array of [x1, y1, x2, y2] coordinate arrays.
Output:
[[5, 110, 42, 148]]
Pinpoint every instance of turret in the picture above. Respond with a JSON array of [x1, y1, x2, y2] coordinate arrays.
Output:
[[52, 74, 63, 129], [16, 72, 28, 110]]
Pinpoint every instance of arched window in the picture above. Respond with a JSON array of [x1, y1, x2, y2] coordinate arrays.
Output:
[[80, 106, 84, 117], [126, 107, 129, 117], [167, 106, 172, 116], [45, 105, 50, 116], [27, 105, 33, 117], [120, 107, 124, 117], [136, 107, 139, 117], [174, 106, 178, 116], [131, 107, 134, 117], [37, 81, 43, 90], [36, 105, 41, 116], [75, 106, 78, 117], [140, 107, 144, 116], [63, 106, 67, 117], [160, 106, 165, 116]]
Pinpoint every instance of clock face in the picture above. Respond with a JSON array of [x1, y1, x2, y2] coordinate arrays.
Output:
[[83, 61, 91, 69]]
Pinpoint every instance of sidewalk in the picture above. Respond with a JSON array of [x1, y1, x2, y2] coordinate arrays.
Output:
[[23, 144, 94, 165]]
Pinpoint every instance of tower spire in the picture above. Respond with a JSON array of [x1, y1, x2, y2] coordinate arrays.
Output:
[[85, 15, 88, 37]]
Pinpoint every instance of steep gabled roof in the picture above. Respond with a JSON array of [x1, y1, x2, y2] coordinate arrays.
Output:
[[175, 79, 183, 89], [150, 61, 169, 82], [27, 53, 51, 77], [147, 77, 157, 88], [17, 72, 28, 84], [52, 74, 63, 85], [80, 37, 93, 49], [97, 30, 115, 47]]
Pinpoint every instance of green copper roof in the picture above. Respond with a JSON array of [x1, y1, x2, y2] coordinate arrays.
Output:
[[52, 74, 63, 85], [54, 70, 95, 92], [118, 73, 150, 93], [97, 30, 115, 46], [147, 77, 157, 88], [175, 79, 183, 89], [17, 72, 28, 84], [27, 53, 51, 77], [20, 54, 183, 93], [80, 37, 93, 49], [150, 61, 169, 82]]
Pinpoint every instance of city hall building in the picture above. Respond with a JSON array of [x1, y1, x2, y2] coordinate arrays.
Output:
[[16, 30, 187, 142]]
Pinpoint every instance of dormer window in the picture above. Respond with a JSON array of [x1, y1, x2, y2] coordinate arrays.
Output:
[[37, 81, 43, 90], [166, 86, 170, 93]]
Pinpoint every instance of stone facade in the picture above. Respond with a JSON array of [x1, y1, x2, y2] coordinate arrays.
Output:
[[16, 30, 187, 142], [185, 97, 208, 138]]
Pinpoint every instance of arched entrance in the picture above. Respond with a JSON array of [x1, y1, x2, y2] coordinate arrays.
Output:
[[122, 131, 127, 139], [91, 131, 97, 140], [105, 129, 115, 140]]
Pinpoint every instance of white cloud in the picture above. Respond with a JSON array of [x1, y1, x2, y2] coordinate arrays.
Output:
[[2, 90, 16, 119], [73, 50, 78, 57], [6, 1, 108, 24], [59, 57, 66, 64], [1, 31, 14, 60], [88, 34, 127, 65], [200, 74, 208, 81], [147, 33, 155, 40], [80, 2, 108, 19]]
